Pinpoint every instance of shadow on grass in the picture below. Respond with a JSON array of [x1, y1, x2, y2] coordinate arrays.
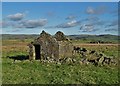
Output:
[[7, 55, 29, 61]]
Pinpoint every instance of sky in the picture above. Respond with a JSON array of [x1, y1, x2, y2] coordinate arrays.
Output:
[[1, 2, 118, 35]]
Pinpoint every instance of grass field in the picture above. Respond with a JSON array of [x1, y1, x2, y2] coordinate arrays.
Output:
[[2, 36, 119, 84]]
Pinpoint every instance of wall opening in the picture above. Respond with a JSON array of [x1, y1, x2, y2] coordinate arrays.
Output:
[[34, 45, 41, 60]]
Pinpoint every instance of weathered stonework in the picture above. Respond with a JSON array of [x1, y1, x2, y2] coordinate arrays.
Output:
[[27, 42, 35, 60], [58, 41, 73, 58], [28, 31, 73, 61]]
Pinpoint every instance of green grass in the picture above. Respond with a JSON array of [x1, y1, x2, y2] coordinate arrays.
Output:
[[2, 38, 119, 84], [2, 57, 118, 84]]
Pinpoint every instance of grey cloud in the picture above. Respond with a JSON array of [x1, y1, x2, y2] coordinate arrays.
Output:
[[1, 21, 15, 28], [83, 16, 99, 22], [94, 20, 106, 26], [109, 20, 118, 26], [105, 20, 118, 28], [12, 30, 21, 32], [1, 22, 8, 28], [82, 16, 106, 26], [105, 28, 118, 32], [91, 29, 99, 32], [86, 7, 95, 14], [2, 19, 47, 29], [19, 19, 47, 28], [86, 6, 107, 15], [46, 11, 55, 17], [0, 21, 2, 28], [80, 24, 95, 32], [105, 20, 118, 32], [13, 23, 24, 28], [81, 29, 98, 32], [110, 10, 118, 16], [56, 20, 80, 28], [79, 23, 100, 32], [66, 15, 76, 20], [45, 26, 55, 29], [83, 24, 94, 32], [7, 13, 25, 21]]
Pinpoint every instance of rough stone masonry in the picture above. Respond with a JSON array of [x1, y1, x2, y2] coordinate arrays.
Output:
[[28, 31, 73, 61]]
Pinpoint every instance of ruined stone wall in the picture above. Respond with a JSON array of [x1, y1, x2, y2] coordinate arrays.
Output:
[[28, 43, 35, 60], [55, 31, 68, 41], [30, 31, 73, 60], [40, 38, 59, 60], [33, 31, 59, 60], [58, 41, 73, 58]]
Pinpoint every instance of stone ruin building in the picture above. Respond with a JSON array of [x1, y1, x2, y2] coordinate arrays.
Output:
[[28, 31, 73, 61], [27, 30, 116, 65]]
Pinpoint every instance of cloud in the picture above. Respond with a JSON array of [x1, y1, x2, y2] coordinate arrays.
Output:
[[12, 22, 24, 28], [81, 29, 99, 32], [110, 10, 118, 16], [83, 16, 99, 22], [79, 23, 100, 32], [110, 20, 118, 26], [66, 15, 76, 20], [86, 6, 107, 15], [6, 29, 21, 32], [1, 21, 14, 28], [7, 13, 25, 21], [19, 19, 48, 28], [94, 20, 106, 26], [2, 20, 25, 28], [105, 20, 118, 28], [104, 20, 118, 32], [56, 20, 80, 28], [82, 16, 106, 26], [2, 19, 48, 29], [105, 28, 118, 32], [86, 7, 95, 14], [4, 12, 47, 28], [91, 29, 99, 32], [45, 26, 55, 29], [79, 16, 105, 32], [80, 24, 95, 32], [46, 11, 55, 17], [0, 21, 2, 28]]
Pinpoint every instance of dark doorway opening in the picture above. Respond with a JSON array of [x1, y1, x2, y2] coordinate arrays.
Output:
[[34, 45, 41, 60]]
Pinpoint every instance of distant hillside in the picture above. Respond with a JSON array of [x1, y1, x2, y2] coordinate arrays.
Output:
[[2, 34, 119, 43], [68, 34, 119, 43], [2, 34, 39, 40]]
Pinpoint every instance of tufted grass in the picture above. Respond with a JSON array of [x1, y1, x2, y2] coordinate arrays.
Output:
[[2, 39, 119, 84], [2, 57, 119, 84]]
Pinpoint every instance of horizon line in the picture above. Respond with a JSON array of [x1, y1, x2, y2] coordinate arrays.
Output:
[[1, 33, 119, 36]]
